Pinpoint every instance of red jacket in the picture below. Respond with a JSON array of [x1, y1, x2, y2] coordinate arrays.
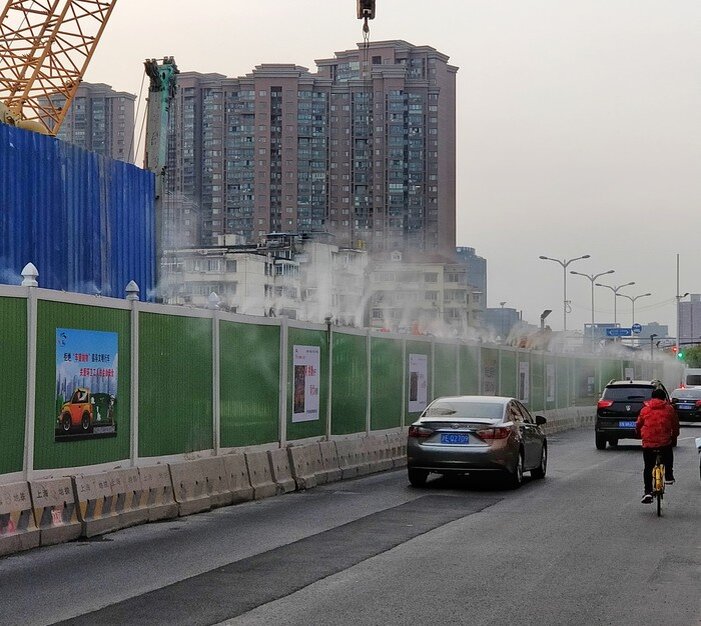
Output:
[[635, 398, 679, 448]]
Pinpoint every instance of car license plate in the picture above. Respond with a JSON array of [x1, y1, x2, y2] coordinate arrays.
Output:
[[440, 433, 469, 445], [678, 403, 693, 410], [618, 420, 636, 428]]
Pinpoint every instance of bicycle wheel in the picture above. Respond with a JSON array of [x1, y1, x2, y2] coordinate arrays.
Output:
[[656, 491, 662, 517]]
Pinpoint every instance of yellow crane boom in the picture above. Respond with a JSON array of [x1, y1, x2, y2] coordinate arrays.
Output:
[[0, 0, 117, 135]]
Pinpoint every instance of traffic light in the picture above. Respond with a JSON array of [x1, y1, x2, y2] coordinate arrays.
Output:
[[671, 346, 678, 355], [678, 349, 685, 360]]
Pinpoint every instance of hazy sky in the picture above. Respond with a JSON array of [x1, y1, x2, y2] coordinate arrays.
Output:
[[85, 1, 701, 335]]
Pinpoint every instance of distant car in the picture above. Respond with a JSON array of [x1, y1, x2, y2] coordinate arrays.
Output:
[[595, 379, 669, 449], [406, 395, 547, 489], [670, 387, 701, 424]]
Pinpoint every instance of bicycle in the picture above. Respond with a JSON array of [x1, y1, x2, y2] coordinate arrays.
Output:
[[651, 449, 665, 517]]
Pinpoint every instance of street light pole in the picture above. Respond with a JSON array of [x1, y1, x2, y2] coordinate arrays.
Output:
[[571, 269, 615, 348], [594, 281, 635, 326], [615, 292, 652, 326], [538, 254, 590, 332]]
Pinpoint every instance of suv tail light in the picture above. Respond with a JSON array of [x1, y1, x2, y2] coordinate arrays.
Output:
[[597, 399, 614, 409], [695, 400, 701, 408], [408, 425, 433, 439], [476, 426, 511, 441]]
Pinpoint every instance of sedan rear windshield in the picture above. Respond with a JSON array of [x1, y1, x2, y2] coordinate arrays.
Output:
[[423, 401, 504, 419], [671, 388, 701, 399], [602, 386, 654, 401]]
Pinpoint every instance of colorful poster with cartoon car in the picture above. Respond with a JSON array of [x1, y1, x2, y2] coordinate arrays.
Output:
[[292, 345, 320, 423], [55, 328, 118, 441]]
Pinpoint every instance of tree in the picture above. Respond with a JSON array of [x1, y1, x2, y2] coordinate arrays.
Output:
[[681, 345, 701, 367]]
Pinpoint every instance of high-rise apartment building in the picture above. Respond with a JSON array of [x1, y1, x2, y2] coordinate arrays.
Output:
[[165, 41, 457, 256], [455, 246, 487, 305], [679, 294, 701, 341], [54, 82, 135, 163]]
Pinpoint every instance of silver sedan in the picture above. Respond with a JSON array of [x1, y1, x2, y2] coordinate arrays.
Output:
[[406, 396, 547, 488]]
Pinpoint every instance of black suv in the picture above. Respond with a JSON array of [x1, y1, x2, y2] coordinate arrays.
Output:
[[595, 379, 669, 449]]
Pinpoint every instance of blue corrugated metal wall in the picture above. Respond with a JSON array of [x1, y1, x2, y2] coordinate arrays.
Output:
[[0, 124, 155, 299]]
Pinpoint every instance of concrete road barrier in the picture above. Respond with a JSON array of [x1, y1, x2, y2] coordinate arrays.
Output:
[[0, 481, 40, 556], [197, 458, 233, 508], [318, 441, 342, 484], [387, 432, 407, 468], [335, 439, 364, 479], [244, 451, 277, 500], [222, 454, 254, 503], [138, 465, 178, 522], [111, 468, 149, 529], [287, 444, 323, 489], [364, 436, 393, 473], [168, 461, 212, 516], [268, 448, 296, 495], [30, 477, 82, 546], [73, 473, 120, 537]]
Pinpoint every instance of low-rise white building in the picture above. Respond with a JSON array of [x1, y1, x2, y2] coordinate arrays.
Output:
[[160, 235, 367, 323], [367, 251, 483, 335]]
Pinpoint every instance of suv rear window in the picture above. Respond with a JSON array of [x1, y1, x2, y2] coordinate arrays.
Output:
[[685, 375, 701, 386], [602, 386, 654, 401]]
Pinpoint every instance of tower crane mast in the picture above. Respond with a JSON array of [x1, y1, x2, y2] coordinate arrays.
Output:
[[0, 0, 117, 135]]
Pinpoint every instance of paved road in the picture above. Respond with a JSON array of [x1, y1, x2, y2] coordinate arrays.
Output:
[[1, 427, 699, 626]]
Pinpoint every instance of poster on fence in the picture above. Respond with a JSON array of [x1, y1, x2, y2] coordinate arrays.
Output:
[[55, 328, 118, 441], [518, 361, 530, 403], [546, 364, 556, 402], [292, 345, 320, 422], [408, 353, 428, 413], [482, 355, 498, 396]]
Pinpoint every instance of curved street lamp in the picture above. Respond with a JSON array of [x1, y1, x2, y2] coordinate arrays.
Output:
[[595, 281, 635, 325], [538, 254, 590, 331], [616, 292, 651, 327], [570, 269, 615, 345]]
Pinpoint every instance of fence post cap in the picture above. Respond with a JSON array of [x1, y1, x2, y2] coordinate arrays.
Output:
[[21, 262, 38, 286], [125, 280, 140, 301]]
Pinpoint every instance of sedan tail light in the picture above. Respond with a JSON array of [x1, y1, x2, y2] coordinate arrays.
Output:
[[597, 399, 614, 409], [408, 425, 433, 439], [476, 426, 512, 441]]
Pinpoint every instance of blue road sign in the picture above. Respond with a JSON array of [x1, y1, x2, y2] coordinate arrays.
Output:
[[606, 327, 632, 337], [631, 323, 642, 334]]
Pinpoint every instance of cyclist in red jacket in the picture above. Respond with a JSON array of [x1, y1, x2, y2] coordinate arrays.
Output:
[[635, 388, 679, 504]]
